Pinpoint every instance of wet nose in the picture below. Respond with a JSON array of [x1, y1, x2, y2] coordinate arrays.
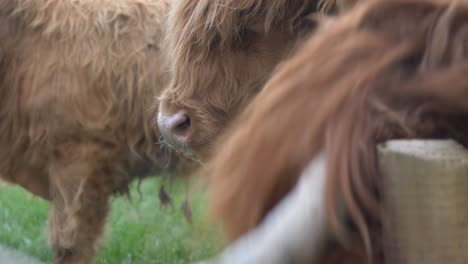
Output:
[[157, 110, 192, 146]]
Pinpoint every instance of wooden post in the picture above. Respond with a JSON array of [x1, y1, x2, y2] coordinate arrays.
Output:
[[379, 139, 468, 264]]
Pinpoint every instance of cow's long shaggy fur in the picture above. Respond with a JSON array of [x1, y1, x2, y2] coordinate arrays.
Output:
[[158, 0, 347, 156], [0, 1, 182, 263], [205, 0, 468, 262]]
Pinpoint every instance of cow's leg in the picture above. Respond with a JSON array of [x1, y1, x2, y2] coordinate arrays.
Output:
[[48, 158, 117, 264]]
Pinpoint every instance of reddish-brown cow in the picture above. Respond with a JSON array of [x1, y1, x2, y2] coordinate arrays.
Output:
[[0, 1, 189, 263], [204, 0, 468, 262]]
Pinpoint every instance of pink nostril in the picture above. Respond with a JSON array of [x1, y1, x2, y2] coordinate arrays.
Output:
[[171, 113, 191, 135], [158, 111, 192, 145]]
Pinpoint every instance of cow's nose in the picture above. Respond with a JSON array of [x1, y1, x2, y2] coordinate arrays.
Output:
[[158, 110, 192, 146]]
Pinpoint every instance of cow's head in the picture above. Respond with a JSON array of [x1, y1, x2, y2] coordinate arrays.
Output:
[[157, 0, 326, 158]]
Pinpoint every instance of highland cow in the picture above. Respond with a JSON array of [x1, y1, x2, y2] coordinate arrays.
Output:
[[0, 1, 186, 263], [157, 0, 352, 158], [204, 0, 468, 262]]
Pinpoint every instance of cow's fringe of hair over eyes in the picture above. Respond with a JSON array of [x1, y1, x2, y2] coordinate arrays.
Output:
[[163, 0, 350, 69], [203, 0, 468, 262], [164, 0, 349, 101], [166, 0, 316, 61]]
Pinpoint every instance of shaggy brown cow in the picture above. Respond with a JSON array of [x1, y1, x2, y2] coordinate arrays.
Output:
[[0, 1, 187, 263], [157, 0, 351, 158], [204, 0, 468, 262]]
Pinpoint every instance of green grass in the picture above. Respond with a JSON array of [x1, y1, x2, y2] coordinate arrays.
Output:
[[0, 177, 222, 263]]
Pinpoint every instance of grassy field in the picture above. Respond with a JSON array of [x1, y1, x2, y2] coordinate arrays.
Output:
[[0, 176, 221, 263]]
